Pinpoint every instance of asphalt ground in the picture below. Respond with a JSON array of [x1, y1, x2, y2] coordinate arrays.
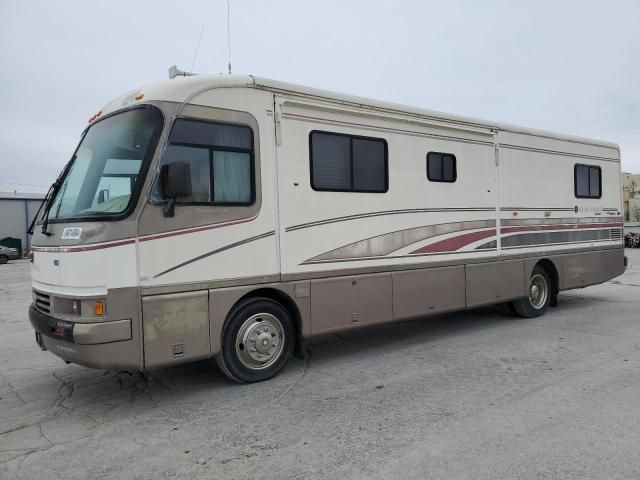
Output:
[[1, 251, 639, 479]]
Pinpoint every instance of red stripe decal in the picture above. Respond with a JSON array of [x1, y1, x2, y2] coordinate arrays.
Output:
[[139, 216, 256, 242], [31, 239, 135, 253], [31, 217, 257, 253], [501, 222, 622, 234], [411, 222, 622, 254], [411, 229, 497, 254]]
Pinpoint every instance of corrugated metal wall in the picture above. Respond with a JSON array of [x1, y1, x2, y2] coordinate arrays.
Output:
[[0, 198, 44, 253]]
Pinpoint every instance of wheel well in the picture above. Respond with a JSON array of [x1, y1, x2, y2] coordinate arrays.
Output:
[[536, 259, 559, 294], [236, 288, 303, 352]]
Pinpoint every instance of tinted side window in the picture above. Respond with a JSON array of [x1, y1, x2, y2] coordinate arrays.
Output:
[[170, 120, 252, 149], [310, 131, 388, 192], [310, 133, 351, 190], [352, 138, 386, 191], [589, 168, 601, 198], [575, 164, 601, 199], [152, 119, 254, 204], [427, 152, 456, 182]]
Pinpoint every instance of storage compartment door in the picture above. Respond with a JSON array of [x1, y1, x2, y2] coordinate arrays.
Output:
[[466, 259, 526, 307], [310, 273, 392, 334], [392, 266, 466, 319], [142, 291, 210, 368]]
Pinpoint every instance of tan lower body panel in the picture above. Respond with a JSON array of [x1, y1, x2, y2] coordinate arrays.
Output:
[[310, 273, 393, 333], [40, 335, 141, 371], [203, 247, 625, 356], [52, 247, 622, 369], [465, 259, 526, 308], [392, 266, 465, 320], [74, 319, 132, 345], [142, 291, 210, 369]]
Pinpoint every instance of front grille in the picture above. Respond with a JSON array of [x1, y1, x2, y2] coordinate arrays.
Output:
[[34, 291, 51, 314], [610, 228, 623, 241]]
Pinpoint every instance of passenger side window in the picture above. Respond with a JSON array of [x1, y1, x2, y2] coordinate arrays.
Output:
[[574, 164, 601, 199], [427, 152, 456, 182], [152, 119, 254, 204], [310, 131, 388, 192]]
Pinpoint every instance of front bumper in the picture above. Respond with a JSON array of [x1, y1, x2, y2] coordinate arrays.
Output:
[[29, 305, 132, 345], [29, 305, 75, 342], [29, 305, 140, 370]]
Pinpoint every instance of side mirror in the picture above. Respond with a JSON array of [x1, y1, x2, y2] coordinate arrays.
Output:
[[160, 162, 192, 217], [97, 189, 110, 204]]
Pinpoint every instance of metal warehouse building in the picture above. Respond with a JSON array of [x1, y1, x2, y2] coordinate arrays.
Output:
[[0, 191, 45, 256]]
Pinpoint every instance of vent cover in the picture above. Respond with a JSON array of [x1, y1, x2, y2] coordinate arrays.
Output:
[[34, 291, 51, 314], [610, 228, 623, 241]]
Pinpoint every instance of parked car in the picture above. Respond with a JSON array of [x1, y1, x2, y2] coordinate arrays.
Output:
[[0, 245, 19, 264]]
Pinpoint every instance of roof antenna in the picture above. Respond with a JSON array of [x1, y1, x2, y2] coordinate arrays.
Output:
[[227, 0, 232, 74], [190, 24, 205, 72]]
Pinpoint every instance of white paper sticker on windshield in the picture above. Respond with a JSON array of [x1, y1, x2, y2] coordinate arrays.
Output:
[[61, 227, 82, 240]]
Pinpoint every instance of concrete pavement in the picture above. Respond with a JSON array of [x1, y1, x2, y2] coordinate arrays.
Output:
[[1, 251, 639, 479]]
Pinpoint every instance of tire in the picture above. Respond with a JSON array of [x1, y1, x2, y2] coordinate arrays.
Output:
[[511, 265, 551, 318], [496, 301, 516, 316], [216, 297, 295, 383], [0, 255, 8, 265]]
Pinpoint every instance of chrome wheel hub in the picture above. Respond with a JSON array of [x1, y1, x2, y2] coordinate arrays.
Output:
[[529, 273, 548, 309], [236, 313, 284, 370]]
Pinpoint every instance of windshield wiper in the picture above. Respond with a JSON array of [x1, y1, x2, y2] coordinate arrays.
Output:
[[27, 182, 55, 236], [29, 158, 75, 237]]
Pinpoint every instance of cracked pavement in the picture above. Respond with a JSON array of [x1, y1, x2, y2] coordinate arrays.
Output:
[[1, 251, 640, 479]]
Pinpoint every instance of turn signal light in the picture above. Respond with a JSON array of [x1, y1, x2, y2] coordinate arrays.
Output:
[[95, 301, 104, 316]]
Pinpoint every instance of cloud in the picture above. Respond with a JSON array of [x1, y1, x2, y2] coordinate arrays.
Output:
[[1, 0, 638, 192]]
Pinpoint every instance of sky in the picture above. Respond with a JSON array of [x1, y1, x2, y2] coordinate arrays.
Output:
[[1, 0, 639, 193]]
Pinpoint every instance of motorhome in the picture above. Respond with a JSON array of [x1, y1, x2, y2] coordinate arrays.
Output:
[[29, 72, 626, 383]]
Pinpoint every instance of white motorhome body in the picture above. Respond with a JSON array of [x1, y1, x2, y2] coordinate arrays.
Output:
[[29, 75, 626, 382]]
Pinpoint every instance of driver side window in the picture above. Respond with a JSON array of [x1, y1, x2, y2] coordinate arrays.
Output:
[[152, 118, 254, 205]]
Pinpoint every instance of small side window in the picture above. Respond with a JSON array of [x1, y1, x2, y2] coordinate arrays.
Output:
[[427, 152, 456, 183], [574, 164, 601, 199]]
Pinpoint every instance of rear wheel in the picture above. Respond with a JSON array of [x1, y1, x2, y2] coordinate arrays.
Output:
[[0, 255, 8, 265], [496, 301, 516, 315], [511, 265, 551, 318], [216, 298, 294, 383]]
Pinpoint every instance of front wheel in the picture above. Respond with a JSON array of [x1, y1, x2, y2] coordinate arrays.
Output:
[[511, 265, 551, 318], [0, 255, 8, 265], [216, 298, 295, 383]]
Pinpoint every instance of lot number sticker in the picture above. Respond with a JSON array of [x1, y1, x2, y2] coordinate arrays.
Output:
[[61, 227, 82, 240]]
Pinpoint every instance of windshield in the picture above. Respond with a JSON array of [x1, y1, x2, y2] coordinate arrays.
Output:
[[48, 107, 162, 220]]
